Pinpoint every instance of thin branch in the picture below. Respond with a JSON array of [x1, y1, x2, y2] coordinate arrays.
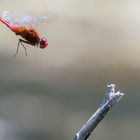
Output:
[[73, 84, 124, 140]]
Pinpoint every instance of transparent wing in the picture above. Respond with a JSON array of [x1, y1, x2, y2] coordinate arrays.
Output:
[[2, 10, 56, 28], [2, 11, 15, 23], [35, 12, 57, 28]]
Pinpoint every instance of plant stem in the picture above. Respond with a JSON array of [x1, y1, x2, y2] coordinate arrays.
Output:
[[73, 84, 124, 140]]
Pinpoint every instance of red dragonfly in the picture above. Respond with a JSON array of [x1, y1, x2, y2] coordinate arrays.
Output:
[[0, 11, 55, 56]]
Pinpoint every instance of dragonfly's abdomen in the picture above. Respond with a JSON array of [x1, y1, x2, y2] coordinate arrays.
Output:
[[12, 26, 40, 46]]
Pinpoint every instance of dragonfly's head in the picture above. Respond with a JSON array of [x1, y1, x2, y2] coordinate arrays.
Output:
[[40, 38, 48, 49]]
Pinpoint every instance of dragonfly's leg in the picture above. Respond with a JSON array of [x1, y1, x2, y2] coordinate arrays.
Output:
[[19, 39, 28, 56], [15, 39, 31, 56], [15, 40, 20, 57]]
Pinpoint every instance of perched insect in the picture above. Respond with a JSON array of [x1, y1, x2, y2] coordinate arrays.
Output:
[[0, 11, 55, 56]]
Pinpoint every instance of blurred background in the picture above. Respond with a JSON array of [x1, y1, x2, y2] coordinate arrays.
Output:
[[0, 0, 139, 140]]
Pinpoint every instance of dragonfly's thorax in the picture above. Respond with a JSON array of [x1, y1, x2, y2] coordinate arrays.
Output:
[[12, 26, 40, 46]]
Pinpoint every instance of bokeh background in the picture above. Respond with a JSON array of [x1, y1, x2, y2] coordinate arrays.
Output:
[[0, 0, 139, 140]]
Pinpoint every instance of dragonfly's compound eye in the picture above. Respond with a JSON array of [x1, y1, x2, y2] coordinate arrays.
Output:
[[40, 38, 48, 49]]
